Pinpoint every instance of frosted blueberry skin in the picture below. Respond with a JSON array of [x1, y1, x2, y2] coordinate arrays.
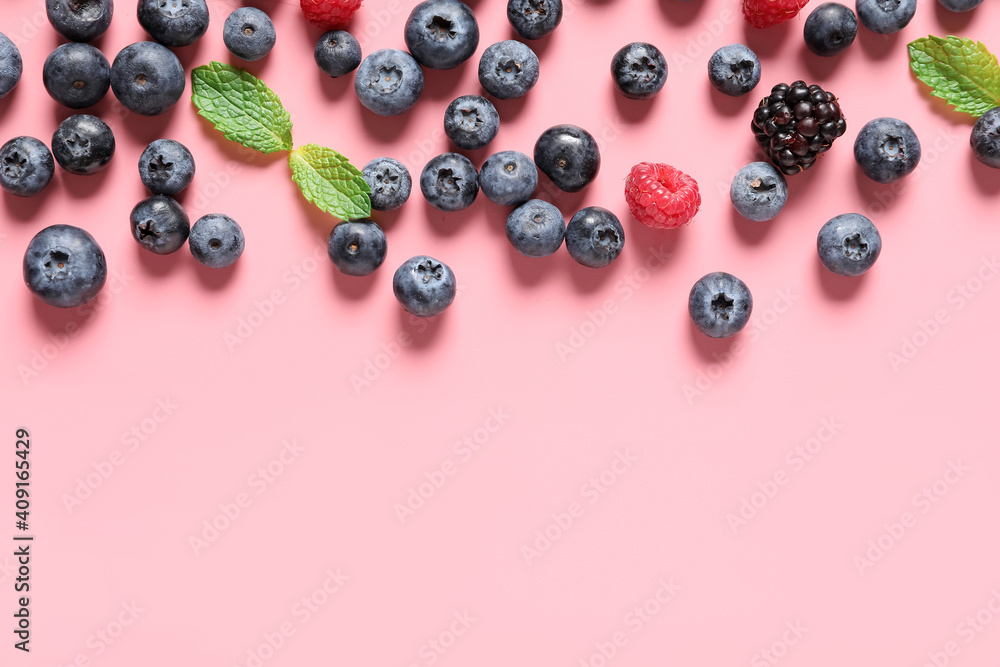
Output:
[[43, 43, 111, 109], [937, 0, 983, 11], [443, 95, 500, 150], [507, 0, 563, 40], [223, 7, 276, 62], [139, 139, 195, 196], [362, 158, 412, 212], [0, 32, 24, 99], [730, 162, 788, 222], [533, 124, 600, 193], [393, 255, 457, 317], [611, 42, 668, 100], [46, 0, 114, 43], [110, 42, 186, 116], [0, 137, 55, 198], [817, 213, 882, 277], [803, 3, 858, 57], [189, 214, 245, 269], [688, 272, 753, 338], [478, 40, 540, 100], [420, 153, 479, 212], [971, 107, 1000, 170], [137, 0, 210, 47], [23, 225, 107, 308], [404, 0, 479, 70], [853, 117, 921, 184], [707, 43, 761, 97], [52, 114, 116, 176], [479, 150, 538, 206], [130, 195, 191, 255], [327, 220, 387, 276], [354, 49, 424, 116], [565, 206, 624, 269], [315, 31, 361, 78], [855, 0, 916, 34], [506, 199, 565, 257]]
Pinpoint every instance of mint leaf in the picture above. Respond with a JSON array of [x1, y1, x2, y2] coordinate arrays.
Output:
[[191, 62, 294, 154], [288, 145, 371, 221], [908, 36, 1000, 118]]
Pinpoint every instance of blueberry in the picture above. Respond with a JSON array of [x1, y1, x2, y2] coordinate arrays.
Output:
[[189, 214, 245, 268], [533, 124, 600, 193], [362, 157, 411, 211], [730, 162, 788, 222], [420, 153, 479, 212], [0, 137, 55, 197], [507, 0, 563, 39], [0, 32, 22, 99], [139, 139, 195, 195], [443, 95, 500, 150], [405, 0, 479, 70], [707, 43, 761, 97], [478, 40, 539, 100], [23, 225, 107, 308], [327, 219, 387, 276], [110, 42, 186, 116], [817, 213, 881, 276], [855, 0, 916, 34], [393, 256, 457, 317], [137, 0, 210, 47], [565, 206, 624, 269], [611, 42, 668, 100], [804, 3, 858, 57], [46, 0, 113, 43], [315, 30, 362, 78], [479, 150, 537, 206], [354, 49, 424, 116], [42, 43, 110, 109], [130, 195, 190, 255], [937, 0, 983, 11], [688, 272, 753, 338], [854, 117, 920, 183], [223, 8, 276, 62], [971, 107, 1000, 169], [52, 114, 115, 176], [506, 199, 565, 257]]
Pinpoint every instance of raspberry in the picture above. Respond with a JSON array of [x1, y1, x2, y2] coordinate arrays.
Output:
[[624, 162, 700, 229], [742, 0, 810, 28], [300, 0, 363, 30], [750, 80, 847, 176]]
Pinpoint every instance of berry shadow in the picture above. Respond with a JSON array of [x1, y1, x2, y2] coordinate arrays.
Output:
[[332, 266, 380, 300], [730, 206, 778, 245], [398, 307, 446, 350], [482, 197, 512, 237], [857, 28, 898, 61], [687, 318, 739, 363], [815, 255, 868, 300], [657, 0, 708, 26], [708, 83, 756, 118], [30, 296, 101, 337], [193, 260, 241, 290], [2, 184, 58, 223], [627, 217, 686, 263], [61, 168, 112, 199], [240, 0, 288, 14], [370, 205, 406, 232], [489, 92, 530, 123], [228, 51, 275, 77], [359, 105, 417, 144], [742, 20, 794, 59], [171, 40, 205, 71], [423, 196, 486, 237], [135, 243, 185, 277], [422, 63, 470, 100], [504, 242, 566, 287], [853, 167, 897, 211], [121, 107, 179, 146], [317, 70, 355, 100], [612, 87, 658, 124], [934, 1, 976, 32], [799, 43, 848, 81], [0, 83, 19, 114], [508, 27, 556, 58], [969, 150, 1000, 196], [292, 185, 339, 241], [567, 258, 618, 293]]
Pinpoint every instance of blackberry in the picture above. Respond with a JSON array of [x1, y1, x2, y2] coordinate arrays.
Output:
[[750, 80, 847, 176]]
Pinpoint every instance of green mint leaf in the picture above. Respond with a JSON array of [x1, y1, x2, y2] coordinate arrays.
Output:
[[191, 61, 294, 154], [908, 35, 1000, 118], [288, 145, 372, 221]]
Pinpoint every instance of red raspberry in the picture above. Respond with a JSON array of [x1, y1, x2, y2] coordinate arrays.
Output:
[[624, 162, 700, 229], [742, 0, 810, 28], [300, 0, 363, 30]]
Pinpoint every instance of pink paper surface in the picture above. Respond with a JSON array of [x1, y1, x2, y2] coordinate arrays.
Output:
[[3, 0, 1000, 664]]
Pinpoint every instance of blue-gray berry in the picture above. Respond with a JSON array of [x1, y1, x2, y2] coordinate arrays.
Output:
[[855, 0, 916, 34], [223, 8, 276, 62], [362, 157, 411, 211], [43, 43, 111, 109], [730, 162, 788, 222], [137, 0, 210, 47], [0, 33, 22, 99], [443, 95, 500, 150], [707, 43, 761, 97], [611, 42, 668, 100], [130, 195, 190, 255], [52, 114, 115, 176], [937, 0, 983, 11], [565, 206, 624, 269], [189, 214, 245, 268], [689, 272, 753, 338], [478, 40, 539, 100], [803, 3, 857, 57], [854, 117, 920, 183], [23, 225, 107, 308], [393, 256, 457, 317], [0, 137, 55, 197], [315, 31, 361, 78], [507, 0, 563, 39], [971, 107, 1000, 169], [404, 0, 479, 70], [534, 124, 600, 193], [479, 150, 537, 206], [817, 213, 881, 277], [110, 42, 186, 116], [355, 49, 424, 116], [46, 0, 113, 43], [420, 153, 479, 212], [506, 199, 565, 257], [139, 139, 195, 196], [328, 219, 387, 276]]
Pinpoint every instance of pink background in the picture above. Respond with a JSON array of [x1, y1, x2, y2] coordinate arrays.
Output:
[[3, 0, 1000, 664]]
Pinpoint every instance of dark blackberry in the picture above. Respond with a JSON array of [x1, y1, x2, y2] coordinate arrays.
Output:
[[750, 80, 846, 175]]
